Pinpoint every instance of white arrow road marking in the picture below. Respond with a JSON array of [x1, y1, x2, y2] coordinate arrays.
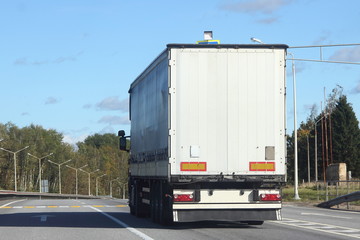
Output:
[[32, 215, 55, 222]]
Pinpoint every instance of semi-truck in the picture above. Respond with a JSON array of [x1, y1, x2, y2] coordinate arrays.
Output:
[[120, 42, 288, 225]]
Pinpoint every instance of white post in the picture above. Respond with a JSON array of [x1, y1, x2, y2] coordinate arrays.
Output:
[[288, 52, 300, 200]]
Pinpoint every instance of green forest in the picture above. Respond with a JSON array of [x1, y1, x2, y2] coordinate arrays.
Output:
[[0, 124, 129, 198], [287, 86, 360, 183]]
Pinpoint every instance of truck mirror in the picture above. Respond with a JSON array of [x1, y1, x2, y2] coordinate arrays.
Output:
[[118, 130, 126, 137], [119, 137, 127, 151]]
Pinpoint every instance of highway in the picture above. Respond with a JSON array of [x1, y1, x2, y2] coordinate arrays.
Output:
[[0, 199, 360, 240]]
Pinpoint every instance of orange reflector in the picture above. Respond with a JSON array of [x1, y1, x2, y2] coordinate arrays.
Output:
[[249, 162, 275, 171], [180, 162, 207, 171]]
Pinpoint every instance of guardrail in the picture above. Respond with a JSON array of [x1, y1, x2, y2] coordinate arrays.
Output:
[[318, 191, 360, 208], [315, 180, 360, 209], [0, 190, 102, 200]]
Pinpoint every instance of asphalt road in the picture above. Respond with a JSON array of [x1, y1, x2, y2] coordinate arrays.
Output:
[[0, 198, 359, 240]]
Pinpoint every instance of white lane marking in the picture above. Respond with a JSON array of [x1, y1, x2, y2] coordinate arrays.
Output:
[[336, 230, 360, 233], [0, 199, 26, 208], [272, 218, 360, 239], [89, 206, 154, 240], [13, 206, 23, 209], [36, 206, 46, 208], [301, 212, 352, 219], [59, 206, 70, 208], [285, 204, 360, 215]]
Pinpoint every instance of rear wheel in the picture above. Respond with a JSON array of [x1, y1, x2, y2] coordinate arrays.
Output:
[[159, 182, 173, 225], [134, 180, 146, 217], [150, 181, 159, 223], [129, 181, 135, 215], [245, 221, 264, 225]]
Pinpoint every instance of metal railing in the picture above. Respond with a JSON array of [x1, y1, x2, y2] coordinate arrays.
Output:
[[316, 180, 360, 209]]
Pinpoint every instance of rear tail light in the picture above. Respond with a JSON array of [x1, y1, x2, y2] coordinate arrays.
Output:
[[260, 194, 282, 201], [173, 194, 194, 202]]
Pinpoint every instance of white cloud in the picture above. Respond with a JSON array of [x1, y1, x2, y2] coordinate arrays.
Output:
[[99, 125, 116, 135], [13, 50, 84, 66], [53, 56, 76, 64], [313, 31, 332, 45], [286, 62, 306, 77], [62, 134, 88, 147], [98, 115, 130, 125], [83, 103, 92, 109], [13, 57, 28, 65], [329, 46, 360, 62], [351, 80, 360, 94], [96, 96, 129, 112], [45, 97, 60, 105], [13, 57, 49, 66], [220, 0, 293, 14], [257, 17, 278, 24]]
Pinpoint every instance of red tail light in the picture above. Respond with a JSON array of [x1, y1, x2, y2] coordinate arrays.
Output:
[[260, 194, 282, 201], [173, 194, 194, 202]]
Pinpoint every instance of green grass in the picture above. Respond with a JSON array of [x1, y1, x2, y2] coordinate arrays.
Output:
[[282, 186, 321, 202], [282, 185, 360, 206]]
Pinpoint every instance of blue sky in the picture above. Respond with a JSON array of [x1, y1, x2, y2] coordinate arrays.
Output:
[[1, 0, 360, 145]]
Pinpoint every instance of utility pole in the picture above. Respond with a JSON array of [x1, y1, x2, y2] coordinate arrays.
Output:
[[307, 134, 310, 183]]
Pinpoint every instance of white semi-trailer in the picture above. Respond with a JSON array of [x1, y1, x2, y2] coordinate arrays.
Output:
[[120, 43, 288, 225]]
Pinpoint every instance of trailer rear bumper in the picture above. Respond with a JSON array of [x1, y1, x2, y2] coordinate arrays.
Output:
[[173, 208, 282, 222]]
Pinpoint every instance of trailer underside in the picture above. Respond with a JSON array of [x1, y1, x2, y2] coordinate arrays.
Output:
[[128, 176, 283, 225]]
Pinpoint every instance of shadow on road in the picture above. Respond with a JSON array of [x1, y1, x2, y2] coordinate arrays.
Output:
[[0, 211, 261, 230]]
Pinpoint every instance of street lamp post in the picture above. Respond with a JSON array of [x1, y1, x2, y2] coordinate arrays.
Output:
[[286, 43, 360, 199], [96, 174, 106, 196], [79, 168, 99, 196], [66, 164, 87, 195], [110, 178, 119, 198], [28, 152, 53, 193], [122, 182, 128, 199], [287, 52, 301, 200], [0, 146, 29, 192], [48, 159, 72, 194], [250, 37, 265, 44]]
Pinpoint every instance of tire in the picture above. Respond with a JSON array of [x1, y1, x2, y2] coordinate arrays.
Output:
[[246, 221, 264, 225], [129, 181, 135, 215], [134, 180, 146, 218], [159, 182, 173, 225], [150, 181, 158, 222]]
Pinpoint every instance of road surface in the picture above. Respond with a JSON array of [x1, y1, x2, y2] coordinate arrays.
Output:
[[0, 198, 359, 240]]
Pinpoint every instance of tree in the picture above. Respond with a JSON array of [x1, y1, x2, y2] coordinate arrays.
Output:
[[0, 122, 128, 196], [331, 96, 360, 177], [287, 85, 360, 183]]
